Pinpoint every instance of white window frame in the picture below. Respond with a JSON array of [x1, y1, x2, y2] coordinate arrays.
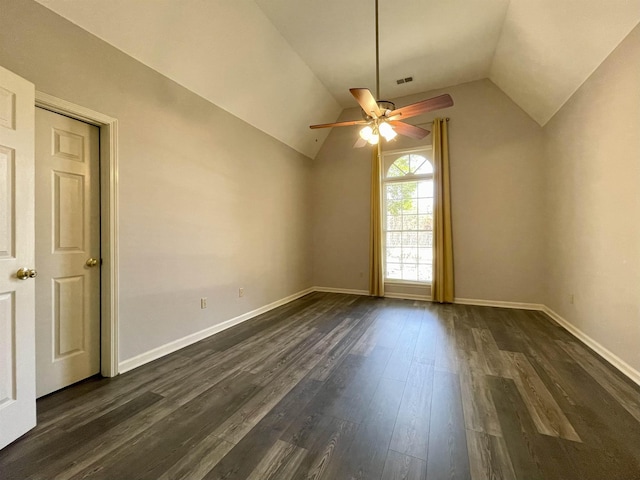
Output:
[[382, 146, 434, 286]]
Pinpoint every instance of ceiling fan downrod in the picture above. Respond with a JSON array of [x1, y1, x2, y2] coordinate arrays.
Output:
[[375, 0, 380, 100]]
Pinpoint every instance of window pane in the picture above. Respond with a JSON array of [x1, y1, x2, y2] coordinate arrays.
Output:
[[403, 215, 418, 230], [402, 232, 418, 247], [387, 215, 402, 230], [387, 263, 402, 279], [417, 231, 432, 247], [418, 247, 432, 263], [418, 198, 433, 214], [413, 155, 433, 174], [387, 232, 402, 247], [387, 247, 402, 263], [386, 183, 400, 200], [398, 156, 411, 172], [417, 180, 433, 197], [404, 248, 418, 263], [402, 264, 418, 281], [418, 264, 432, 282], [387, 164, 405, 178], [404, 194, 417, 213], [417, 214, 432, 230]]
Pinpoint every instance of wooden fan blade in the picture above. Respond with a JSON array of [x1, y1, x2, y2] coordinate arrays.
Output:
[[310, 120, 368, 129], [353, 137, 368, 148], [388, 94, 453, 120], [390, 121, 430, 140], [350, 88, 382, 118]]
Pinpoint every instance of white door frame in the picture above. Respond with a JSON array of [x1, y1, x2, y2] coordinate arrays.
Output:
[[35, 92, 119, 377]]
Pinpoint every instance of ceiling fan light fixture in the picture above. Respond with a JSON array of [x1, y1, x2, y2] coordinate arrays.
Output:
[[362, 124, 380, 144], [359, 125, 374, 141], [379, 121, 397, 141]]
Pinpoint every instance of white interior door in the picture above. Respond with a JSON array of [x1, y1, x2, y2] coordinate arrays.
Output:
[[35, 108, 100, 398], [0, 66, 36, 450]]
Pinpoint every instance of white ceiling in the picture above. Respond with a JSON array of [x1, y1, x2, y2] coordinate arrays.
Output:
[[36, 0, 640, 156]]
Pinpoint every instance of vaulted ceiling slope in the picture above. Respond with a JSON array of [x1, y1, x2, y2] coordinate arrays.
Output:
[[36, 0, 640, 156], [34, 0, 342, 158]]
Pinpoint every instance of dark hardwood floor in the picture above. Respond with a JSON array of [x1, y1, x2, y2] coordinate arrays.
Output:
[[2, 292, 640, 479]]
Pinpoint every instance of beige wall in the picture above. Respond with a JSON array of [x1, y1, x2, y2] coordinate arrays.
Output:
[[0, 0, 314, 362], [544, 24, 640, 373], [312, 79, 546, 303]]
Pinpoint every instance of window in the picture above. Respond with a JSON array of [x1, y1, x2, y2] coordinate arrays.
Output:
[[383, 148, 433, 284]]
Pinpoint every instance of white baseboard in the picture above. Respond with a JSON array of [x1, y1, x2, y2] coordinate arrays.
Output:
[[118, 287, 314, 374], [454, 297, 544, 311], [541, 306, 640, 387], [313, 286, 370, 296]]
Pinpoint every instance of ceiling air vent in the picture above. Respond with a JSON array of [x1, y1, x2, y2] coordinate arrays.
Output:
[[396, 76, 413, 85]]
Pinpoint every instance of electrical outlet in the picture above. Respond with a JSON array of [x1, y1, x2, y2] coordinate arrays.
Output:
[[201, 297, 207, 309], [569, 294, 574, 305], [239, 287, 244, 298]]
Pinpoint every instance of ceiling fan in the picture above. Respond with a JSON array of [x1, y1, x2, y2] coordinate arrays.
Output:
[[309, 0, 454, 147]]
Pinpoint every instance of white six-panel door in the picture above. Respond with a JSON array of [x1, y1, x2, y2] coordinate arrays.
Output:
[[0, 66, 36, 450], [35, 108, 100, 398]]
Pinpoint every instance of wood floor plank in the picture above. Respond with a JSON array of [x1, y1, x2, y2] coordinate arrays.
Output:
[[426, 370, 470, 480], [383, 322, 419, 382], [521, 344, 577, 408], [308, 315, 372, 382], [483, 308, 532, 354], [501, 351, 581, 442], [458, 365, 502, 437], [381, 450, 426, 480], [300, 346, 393, 426], [332, 376, 405, 480], [246, 440, 308, 480], [471, 328, 507, 377], [389, 362, 434, 460], [203, 377, 324, 480], [157, 434, 234, 480], [488, 376, 545, 480], [282, 415, 357, 480], [351, 314, 383, 356], [435, 305, 458, 373], [558, 340, 640, 423], [466, 431, 516, 480], [412, 307, 437, 365], [453, 310, 476, 357]]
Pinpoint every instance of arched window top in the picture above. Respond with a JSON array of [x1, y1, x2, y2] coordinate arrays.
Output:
[[386, 153, 433, 178]]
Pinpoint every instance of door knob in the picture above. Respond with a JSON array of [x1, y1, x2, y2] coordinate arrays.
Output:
[[86, 258, 99, 267], [16, 268, 37, 280]]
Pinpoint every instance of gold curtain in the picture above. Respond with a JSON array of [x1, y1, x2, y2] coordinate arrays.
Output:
[[369, 143, 384, 297], [432, 118, 454, 303]]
